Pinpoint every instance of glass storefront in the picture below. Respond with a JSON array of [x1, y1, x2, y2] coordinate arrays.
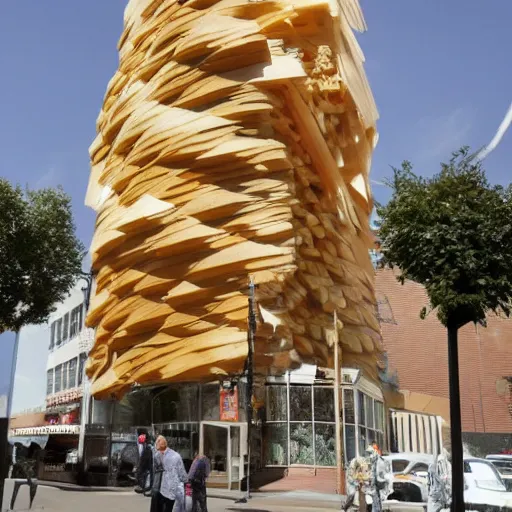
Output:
[[264, 372, 385, 467]]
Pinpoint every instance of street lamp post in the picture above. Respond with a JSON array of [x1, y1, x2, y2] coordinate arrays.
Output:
[[236, 277, 256, 504], [77, 269, 94, 484]]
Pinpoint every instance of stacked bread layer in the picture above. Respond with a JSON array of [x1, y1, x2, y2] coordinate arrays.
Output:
[[85, 0, 380, 398]]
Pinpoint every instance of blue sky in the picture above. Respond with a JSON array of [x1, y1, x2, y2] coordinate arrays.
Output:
[[0, 1, 510, 394]]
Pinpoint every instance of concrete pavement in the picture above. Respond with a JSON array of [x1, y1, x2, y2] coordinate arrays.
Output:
[[2, 481, 431, 512], [1, 480, 229, 512]]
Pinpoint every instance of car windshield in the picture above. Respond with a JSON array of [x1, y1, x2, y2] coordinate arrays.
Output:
[[391, 459, 410, 473], [489, 460, 512, 476], [465, 461, 506, 491]]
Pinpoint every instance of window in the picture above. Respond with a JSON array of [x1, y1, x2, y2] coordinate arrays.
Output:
[[265, 385, 288, 466], [70, 305, 83, 338], [392, 459, 410, 474], [289, 386, 312, 421], [46, 369, 54, 395], [356, 390, 385, 457], [62, 313, 70, 342], [314, 386, 335, 422], [266, 385, 287, 422], [55, 318, 63, 346], [410, 463, 429, 475], [78, 353, 87, 386], [264, 380, 385, 468], [201, 384, 219, 421], [68, 358, 77, 388], [54, 365, 63, 393], [49, 322, 56, 350], [62, 361, 69, 390]]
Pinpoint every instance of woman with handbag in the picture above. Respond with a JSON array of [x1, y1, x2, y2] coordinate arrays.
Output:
[[151, 435, 188, 512]]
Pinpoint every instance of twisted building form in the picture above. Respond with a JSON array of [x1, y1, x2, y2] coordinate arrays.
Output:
[[85, 0, 380, 399]]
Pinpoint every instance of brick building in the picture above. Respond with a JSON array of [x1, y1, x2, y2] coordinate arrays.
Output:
[[376, 268, 512, 454]]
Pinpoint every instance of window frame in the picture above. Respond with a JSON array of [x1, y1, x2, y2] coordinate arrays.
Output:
[[54, 364, 63, 393], [55, 318, 63, 346], [46, 369, 54, 396], [62, 313, 70, 342], [264, 375, 386, 468]]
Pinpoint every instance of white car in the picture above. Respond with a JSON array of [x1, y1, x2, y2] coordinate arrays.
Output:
[[486, 455, 512, 492], [464, 458, 512, 511], [384, 453, 512, 510], [384, 453, 432, 503]]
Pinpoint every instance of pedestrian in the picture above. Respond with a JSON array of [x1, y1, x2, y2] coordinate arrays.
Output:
[[188, 452, 210, 512], [150, 435, 188, 512], [136, 433, 154, 494]]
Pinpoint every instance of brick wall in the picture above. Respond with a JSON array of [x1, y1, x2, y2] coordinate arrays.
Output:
[[376, 268, 512, 434]]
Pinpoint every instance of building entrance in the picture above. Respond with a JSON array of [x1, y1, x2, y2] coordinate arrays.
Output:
[[200, 422, 246, 490]]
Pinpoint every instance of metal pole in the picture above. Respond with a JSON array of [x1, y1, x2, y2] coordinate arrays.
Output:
[[333, 311, 343, 497], [246, 277, 255, 500], [0, 331, 21, 505], [107, 398, 115, 486], [447, 322, 464, 512], [237, 278, 256, 504], [77, 270, 93, 483]]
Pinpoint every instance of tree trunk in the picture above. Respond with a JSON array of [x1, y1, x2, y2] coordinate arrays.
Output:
[[447, 322, 464, 511], [0, 417, 8, 510]]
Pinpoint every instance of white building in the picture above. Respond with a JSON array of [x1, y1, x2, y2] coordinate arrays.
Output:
[[9, 280, 91, 482]]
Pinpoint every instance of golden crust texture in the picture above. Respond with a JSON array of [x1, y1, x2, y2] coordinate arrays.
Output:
[[85, 0, 381, 398]]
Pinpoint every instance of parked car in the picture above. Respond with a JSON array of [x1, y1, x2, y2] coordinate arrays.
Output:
[[464, 457, 512, 511], [384, 453, 512, 510], [384, 453, 433, 503], [486, 455, 512, 492]]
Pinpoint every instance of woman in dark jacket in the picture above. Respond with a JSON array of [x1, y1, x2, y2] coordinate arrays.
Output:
[[188, 452, 210, 512]]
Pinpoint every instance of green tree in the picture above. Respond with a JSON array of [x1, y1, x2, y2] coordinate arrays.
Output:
[[376, 147, 512, 511], [0, 179, 85, 331]]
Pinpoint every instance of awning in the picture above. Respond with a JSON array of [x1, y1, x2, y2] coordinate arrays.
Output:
[[8, 435, 49, 449], [10, 425, 80, 436]]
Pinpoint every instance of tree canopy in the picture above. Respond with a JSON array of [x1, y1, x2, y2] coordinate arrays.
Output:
[[376, 147, 512, 328], [0, 179, 84, 332]]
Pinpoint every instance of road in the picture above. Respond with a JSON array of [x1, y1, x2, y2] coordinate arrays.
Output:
[[1, 482, 230, 512]]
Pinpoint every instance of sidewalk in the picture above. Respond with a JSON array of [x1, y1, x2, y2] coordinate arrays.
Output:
[[39, 479, 245, 500]]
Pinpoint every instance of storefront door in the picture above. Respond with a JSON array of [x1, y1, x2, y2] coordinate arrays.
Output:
[[200, 422, 243, 490]]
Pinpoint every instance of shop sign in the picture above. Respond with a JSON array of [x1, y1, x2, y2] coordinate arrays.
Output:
[[220, 386, 238, 422], [10, 425, 80, 436], [44, 463, 66, 472]]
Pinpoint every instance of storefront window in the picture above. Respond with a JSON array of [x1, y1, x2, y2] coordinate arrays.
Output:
[[345, 425, 356, 461], [264, 377, 385, 468], [289, 386, 312, 421], [344, 389, 355, 424], [358, 390, 365, 426], [201, 384, 219, 421], [315, 423, 336, 466], [314, 387, 335, 422], [356, 391, 385, 456], [265, 423, 288, 466], [290, 423, 314, 465], [266, 385, 287, 422]]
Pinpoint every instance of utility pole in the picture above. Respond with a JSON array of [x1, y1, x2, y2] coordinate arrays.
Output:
[[333, 311, 343, 499], [237, 277, 256, 504]]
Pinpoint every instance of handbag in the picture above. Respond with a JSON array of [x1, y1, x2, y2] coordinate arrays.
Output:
[[152, 453, 164, 495]]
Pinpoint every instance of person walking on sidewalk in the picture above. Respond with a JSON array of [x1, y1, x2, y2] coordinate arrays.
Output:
[[135, 433, 153, 494], [188, 452, 210, 512], [151, 435, 188, 512]]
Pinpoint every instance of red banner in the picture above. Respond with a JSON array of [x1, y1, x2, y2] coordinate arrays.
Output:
[[220, 387, 239, 422]]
